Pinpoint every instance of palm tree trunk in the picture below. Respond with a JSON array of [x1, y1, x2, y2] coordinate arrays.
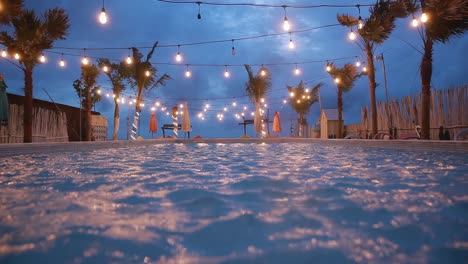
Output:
[[365, 43, 378, 137], [23, 66, 33, 143], [86, 86, 92, 141], [112, 98, 120, 140], [420, 38, 433, 140], [130, 88, 143, 140], [337, 90, 343, 139], [298, 113, 303, 137]]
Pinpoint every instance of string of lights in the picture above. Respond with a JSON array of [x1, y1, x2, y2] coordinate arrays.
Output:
[[51, 24, 341, 51], [157, 0, 373, 9]]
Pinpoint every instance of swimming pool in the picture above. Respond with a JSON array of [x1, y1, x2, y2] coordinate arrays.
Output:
[[1, 141, 467, 263]]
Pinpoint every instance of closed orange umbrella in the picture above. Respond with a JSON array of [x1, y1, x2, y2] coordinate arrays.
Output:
[[273, 111, 282, 135], [149, 112, 157, 138]]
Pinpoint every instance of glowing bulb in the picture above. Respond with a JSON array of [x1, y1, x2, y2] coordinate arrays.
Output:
[[283, 100, 287, 104], [185, 69, 191, 78], [260, 98, 265, 103], [96, 89, 101, 94], [335, 78, 340, 83], [420, 13, 428, 23], [283, 17, 290, 31], [14, 53, 20, 60], [348, 30, 356, 40], [362, 66, 367, 72], [38, 54, 47, 63], [224, 70, 230, 78], [356, 61, 361, 67], [145, 70, 150, 77], [126, 55, 132, 64], [103, 65, 109, 72], [326, 65, 331, 72], [175, 52, 182, 62], [59, 59, 66, 67], [232, 102, 237, 107], [99, 8, 108, 24], [82, 56, 89, 65], [289, 39, 295, 49], [290, 92, 295, 97], [358, 17, 364, 29], [205, 104, 210, 109], [294, 68, 300, 75], [412, 17, 419, 27], [261, 70, 266, 76], [297, 100, 300, 103], [1, 50, 7, 58]]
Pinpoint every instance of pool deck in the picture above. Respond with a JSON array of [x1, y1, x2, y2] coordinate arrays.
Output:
[[0, 138, 467, 157]]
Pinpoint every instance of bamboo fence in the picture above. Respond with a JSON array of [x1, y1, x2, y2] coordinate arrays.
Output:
[[348, 85, 467, 139], [0, 104, 68, 143]]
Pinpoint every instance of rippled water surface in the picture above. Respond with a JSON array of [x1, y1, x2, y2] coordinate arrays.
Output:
[[1, 143, 467, 263]]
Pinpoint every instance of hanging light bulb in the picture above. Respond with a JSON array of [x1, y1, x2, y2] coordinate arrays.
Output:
[[356, 5, 363, 29], [185, 65, 191, 78], [81, 49, 89, 65], [362, 66, 367, 73], [145, 70, 151, 77], [355, 57, 361, 67], [38, 54, 47, 63], [282, 5, 290, 32], [411, 16, 419, 27], [335, 78, 340, 84], [98, 0, 108, 24], [288, 33, 295, 49], [290, 92, 295, 97], [175, 45, 182, 62], [261, 69, 266, 76], [420, 12, 428, 23], [224, 65, 230, 78], [58, 53, 66, 67], [103, 65, 109, 72], [326, 61, 331, 72], [231, 39, 236, 56], [82, 56, 89, 65], [294, 64, 300, 75], [126, 55, 132, 64], [197, 2, 202, 19], [14, 53, 20, 60], [348, 29, 357, 40], [1, 49, 7, 58]]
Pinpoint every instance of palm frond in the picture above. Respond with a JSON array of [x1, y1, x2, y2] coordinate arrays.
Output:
[[0, 0, 24, 25], [425, 0, 468, 43]]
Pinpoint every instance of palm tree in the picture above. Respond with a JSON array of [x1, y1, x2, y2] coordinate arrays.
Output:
[[337, 0, 416, 137], [287, 81, 322, 137], [244, 64, 272, 136], [416, 0, 467, 139], [73, 64, 101, 141], [0, 0, 24, 25], [0, 8, 69, 143], [126, 42, 171, 140], [326, 63, 362, 138], [97, 58, 130, 140]]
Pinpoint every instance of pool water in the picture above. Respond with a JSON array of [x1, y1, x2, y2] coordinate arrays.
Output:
[[0, 143, 467, 263]]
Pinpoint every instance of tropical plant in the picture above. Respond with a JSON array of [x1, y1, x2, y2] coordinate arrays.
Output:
[[0, 7, 69, 142], [244, 64, 272, 136], [126, 42, 171, 140], [337, 0, 416, 137], [416, 0, 467, 139], [97, 58, 131, 140], [0, 0, 23, 25], [287, 81, 322, 136], [73, 64, 101, 141], [326, 63, 362, 138]]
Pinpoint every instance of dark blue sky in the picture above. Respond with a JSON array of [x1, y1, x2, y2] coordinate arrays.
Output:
[[1, 0, 467, 139]]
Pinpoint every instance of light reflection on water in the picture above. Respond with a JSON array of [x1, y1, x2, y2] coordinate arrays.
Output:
[[0, 143, 467, 263]]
